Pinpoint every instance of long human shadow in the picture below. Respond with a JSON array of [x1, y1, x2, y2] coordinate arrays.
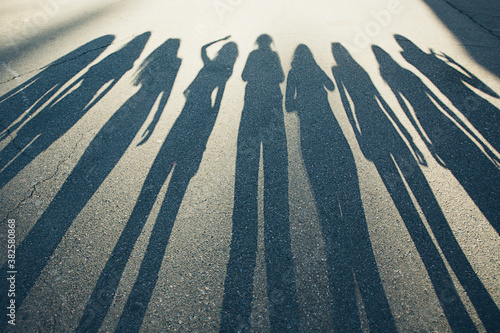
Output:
[[395, 35, 500, 235], [331, 43, 479, 332], [0, 35, 115, 137], [373, 45, 500, 332], [0, 34, 145, 190], [77, 37, 238, 333], [220, 34, 299, 333], [395, 35, 500, 156], [285, 44, 397, 332], [0, 32, 151, 330]]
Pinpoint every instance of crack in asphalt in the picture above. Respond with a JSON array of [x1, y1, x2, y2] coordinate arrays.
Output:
[[0, 43, 109, 86], [1, 31, 146, 220], [439, 0, 500, 41], [4, 132, 86, 220]]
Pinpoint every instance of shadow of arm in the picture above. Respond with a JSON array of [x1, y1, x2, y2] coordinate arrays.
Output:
[[333, 67, 361, 140], [438, 51, 499, 97], [378, 92, 426, 165], [285, 71, 297, 112], [138, 62, 181, 146], [0, 73, 38, 103], [202, 36, 231, 66], [82, 79, 117, 114], [44, 76, 83, 110], [323, 70, 335, 91], [276, 53, 285, 83], [137, 91, 168, 146], [427, 87, 500, 167], [212, 82, 226, 113]]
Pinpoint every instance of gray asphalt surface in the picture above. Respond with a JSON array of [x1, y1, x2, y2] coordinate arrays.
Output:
[[0, 0, 499, 332]]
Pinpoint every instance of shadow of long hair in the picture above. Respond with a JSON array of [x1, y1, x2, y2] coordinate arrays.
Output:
[[77, 39, 238, 333], [286, 44, 396, 332], [332, 42, 479, 332], [373, 44, 500, 332]]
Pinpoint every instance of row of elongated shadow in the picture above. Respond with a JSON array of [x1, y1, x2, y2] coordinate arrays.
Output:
[[0, 32, 499, 332]]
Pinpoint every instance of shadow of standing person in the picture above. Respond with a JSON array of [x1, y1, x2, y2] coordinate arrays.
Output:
[[0, 33, 151, 331], [395, 35, 500, 155], [77, 37, 238, 333], [373, 45, 500, 332], [0, 34, 144, 190], [331, 43, 478, 333], [286, 44, 396, 332], [220, 34, 299, 333], [0, 35, 115, 137]]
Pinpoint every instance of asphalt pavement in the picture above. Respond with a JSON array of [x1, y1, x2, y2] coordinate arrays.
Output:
[[1, 0, 499, 332]]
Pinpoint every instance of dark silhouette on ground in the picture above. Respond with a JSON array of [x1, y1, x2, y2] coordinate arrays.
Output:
[[395, 35, 500, 155], [220, 34, 299, 333], [0, 34, 143, 190], [77, 36, 237, 333], [373, 45, 500, 332], [0, 32, 151, 330], [0, 35, 115, 137], [286, 44, 397, 332], [396, 35, 500, 237], [420, 0, 500, 77], [332, 42, 478, 332]]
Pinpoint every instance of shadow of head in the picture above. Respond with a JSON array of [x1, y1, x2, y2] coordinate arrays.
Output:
[[256, 34, 273, 50], [213, 41, 239, 70], [331, 42, 368, 79], [291, 44, 316, 69], [372, 45, 399, 69], [394, 34, 425, 57], [394, 34, 499, 98], [134, 38, 181, 86]]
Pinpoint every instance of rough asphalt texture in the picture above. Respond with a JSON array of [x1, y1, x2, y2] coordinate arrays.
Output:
[[0, 0, 499, 332]]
